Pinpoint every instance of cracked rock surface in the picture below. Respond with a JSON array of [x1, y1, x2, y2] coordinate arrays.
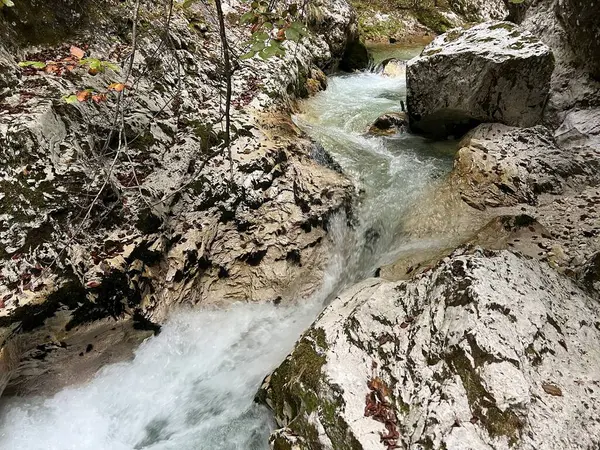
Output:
[[262, 249, 600, 450], [0, 0, 357, 395]]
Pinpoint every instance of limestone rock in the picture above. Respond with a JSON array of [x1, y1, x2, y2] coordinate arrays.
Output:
[[0, 0, 357, 396], [580, 251, 600, 293], [450, 0, 509, 22], [407, 21, 554, 138], [557, 0, 600, 78], [450, 123, 600, 210], [367, 112, 408, 135], [554, 108, 600, 149], [376, 58, 407, 78], [264, 249, 600, 449], [520, 0, 600, 126]]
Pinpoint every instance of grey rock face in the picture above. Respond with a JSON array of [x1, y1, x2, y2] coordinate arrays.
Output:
[[554, 108, 600, 149], [520, 0, 600, 126], [557, 0, 600, 78], [451, 123, 600, 209], [407, 21, 554, 138], [0, 0, 357, 395], [450, 0, 509, 22], [264, 249, 600, 449]]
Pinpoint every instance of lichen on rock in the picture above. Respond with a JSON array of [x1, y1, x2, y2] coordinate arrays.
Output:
[[265, 249, 600, 449]]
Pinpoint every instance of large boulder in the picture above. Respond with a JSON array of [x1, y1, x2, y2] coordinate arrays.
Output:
[[450, 0, 509, 22], [262, 249, 600, 449], [407, 21, 554, 138]]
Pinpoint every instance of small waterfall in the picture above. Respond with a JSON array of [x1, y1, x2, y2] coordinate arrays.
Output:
[[0, 63, 454, 450]]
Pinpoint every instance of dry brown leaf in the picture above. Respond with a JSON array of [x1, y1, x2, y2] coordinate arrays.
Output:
[[44, 63, 62, 75], [542, 382, 563, 396], [70, 46, 85, 59], [107, 82, 126, 92], [76, 90, 92, 102], [92, 93, 107, 103]]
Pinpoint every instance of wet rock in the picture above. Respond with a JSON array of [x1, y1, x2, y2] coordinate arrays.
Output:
[[264, 249, 600, 449], [340, 39, 371, 72], [407, 21, 554, 138], [367, 112, 408, 135], [310, 142, 343, 173], [376, 58, 406, 78]]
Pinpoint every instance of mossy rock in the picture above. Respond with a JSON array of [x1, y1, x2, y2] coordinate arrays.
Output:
[[414, 8, 453, 34]]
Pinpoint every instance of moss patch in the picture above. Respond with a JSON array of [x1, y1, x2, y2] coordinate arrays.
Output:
[[445, 347, 523, 445], [414, 8, 453, 34]]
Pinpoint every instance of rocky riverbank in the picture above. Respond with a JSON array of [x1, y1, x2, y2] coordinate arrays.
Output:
[[0, 0, 364, 396], [263, 1, 600, 448]]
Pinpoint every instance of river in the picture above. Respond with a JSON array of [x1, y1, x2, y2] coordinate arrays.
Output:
[[0, 51, 455, 449]]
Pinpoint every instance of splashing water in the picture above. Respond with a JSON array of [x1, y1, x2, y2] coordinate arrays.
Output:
[[0, 60, 454, 450]]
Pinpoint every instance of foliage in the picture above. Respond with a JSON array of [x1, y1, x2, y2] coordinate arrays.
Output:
[[238, 1, 308, 60], [0, 0, 14, 8], [17, 46, 125, 104]]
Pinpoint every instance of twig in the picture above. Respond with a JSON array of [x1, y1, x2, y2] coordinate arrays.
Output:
[[214, 0, 234, 182]]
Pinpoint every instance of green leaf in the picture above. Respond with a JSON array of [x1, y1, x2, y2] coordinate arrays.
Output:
[[63, 95, 79, 104], [182, 0, 196, 7], [18, 61, 46, 69], [253, 31, 269, 41], [103, 62, 120, 72], [263, 22, 273, 30], [240, 11, 255, 24], [290, 21, 308, 36], [285, 27, 300, 42], [240, 50, 257, 60], [1, 0, 15, 7], [251, 40, 266, 52]]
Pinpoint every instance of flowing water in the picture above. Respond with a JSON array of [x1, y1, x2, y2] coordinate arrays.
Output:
[[0, 56, 455, 450]]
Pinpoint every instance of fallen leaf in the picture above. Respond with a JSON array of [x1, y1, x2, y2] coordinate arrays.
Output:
[[45, 62, 62, 75], [70, 46, 85, 59], [542, 382, 563, 396], [92, 93, 107, 103], [76, 90, 92, 102], [107, 82, 126, 92], [86, 280, 101, 288], [63, 94, 79, 104]]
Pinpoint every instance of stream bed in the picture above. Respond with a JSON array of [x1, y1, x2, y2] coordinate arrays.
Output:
[[0, 56, 455, 450]]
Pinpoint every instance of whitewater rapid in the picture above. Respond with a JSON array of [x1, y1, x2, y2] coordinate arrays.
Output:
[[0, 59, 453, 450]]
